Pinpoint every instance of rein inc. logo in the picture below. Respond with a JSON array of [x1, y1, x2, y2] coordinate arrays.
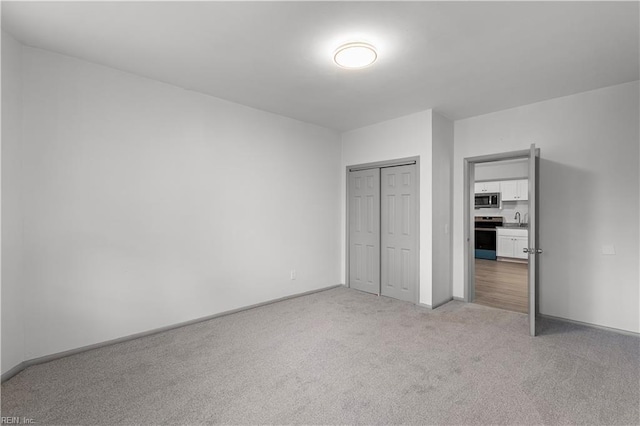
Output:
[[1, 418, 35, 424]]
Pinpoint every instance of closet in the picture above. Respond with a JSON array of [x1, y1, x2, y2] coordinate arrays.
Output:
[[348, 162, 418, 303]]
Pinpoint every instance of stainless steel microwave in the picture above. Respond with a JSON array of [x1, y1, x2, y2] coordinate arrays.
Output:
[[475, 193, 500, 209]]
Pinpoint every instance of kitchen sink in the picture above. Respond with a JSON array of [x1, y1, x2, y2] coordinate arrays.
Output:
[[502, 223, 529, 228]]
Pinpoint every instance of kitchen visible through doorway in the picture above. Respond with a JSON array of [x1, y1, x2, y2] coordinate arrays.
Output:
[[472, 158, 530, 314]]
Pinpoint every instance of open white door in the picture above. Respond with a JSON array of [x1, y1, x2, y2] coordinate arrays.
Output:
[[527, 144, 541, 336]]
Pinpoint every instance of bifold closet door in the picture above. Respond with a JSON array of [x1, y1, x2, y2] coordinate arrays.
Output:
[[381, 165, 418, 302], [348, 169, 380, 294]]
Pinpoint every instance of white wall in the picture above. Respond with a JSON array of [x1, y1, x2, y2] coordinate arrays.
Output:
[[341, 111, 433, 305], [475, 158, 528, 181], [1, 32, 25, 375], [431, 112, 453, 307], [18, 46, 342, 360], [454, 81, 640, 333]]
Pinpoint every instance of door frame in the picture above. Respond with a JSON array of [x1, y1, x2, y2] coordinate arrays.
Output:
[[463, 149, 534, 303], [346, 156, 420, 304]]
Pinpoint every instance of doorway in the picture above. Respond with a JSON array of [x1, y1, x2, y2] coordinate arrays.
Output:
[[347, 157, 419, 304], [474, 160, 529, 314], [464, 145, 541, 336]]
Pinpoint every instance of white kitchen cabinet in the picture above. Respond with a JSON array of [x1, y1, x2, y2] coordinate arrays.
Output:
[[513, 237, 529, 260], [500, 179, 528, 201], [497, 235, 515, 257], [475, 181, 500, 194], [497, 228, 528, 260]]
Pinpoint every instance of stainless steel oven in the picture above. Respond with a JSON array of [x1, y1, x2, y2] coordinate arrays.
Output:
[[475, 216, 503, 260]]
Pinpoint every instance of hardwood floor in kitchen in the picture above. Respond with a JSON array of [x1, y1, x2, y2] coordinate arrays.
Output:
[[474, 259, 528, 313]]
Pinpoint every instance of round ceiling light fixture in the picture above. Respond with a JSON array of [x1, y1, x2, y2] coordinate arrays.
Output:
[[333, 42, 377, 69]]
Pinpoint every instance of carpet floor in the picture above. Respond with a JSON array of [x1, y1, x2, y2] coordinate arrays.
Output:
[[2, 286, 639, 425]]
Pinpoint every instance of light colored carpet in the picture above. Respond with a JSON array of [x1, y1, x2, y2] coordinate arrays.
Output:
[[2, 286, 639, 425]]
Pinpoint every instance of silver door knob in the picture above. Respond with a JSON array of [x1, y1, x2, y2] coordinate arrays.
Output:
[[523, 248, 543, 254]]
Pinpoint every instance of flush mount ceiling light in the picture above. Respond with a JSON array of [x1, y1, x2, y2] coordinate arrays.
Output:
[[333, 42, 377, 69]]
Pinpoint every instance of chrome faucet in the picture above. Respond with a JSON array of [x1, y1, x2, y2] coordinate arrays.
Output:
[[515, 212, 521, 224]]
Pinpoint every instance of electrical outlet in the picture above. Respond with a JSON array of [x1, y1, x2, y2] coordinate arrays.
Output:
[[290, 269, 296, 280], [602, 245, 616, 255]]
